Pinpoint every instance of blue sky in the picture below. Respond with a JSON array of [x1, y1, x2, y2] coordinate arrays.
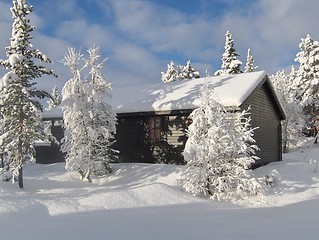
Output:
[[1, 0, 319, 93]]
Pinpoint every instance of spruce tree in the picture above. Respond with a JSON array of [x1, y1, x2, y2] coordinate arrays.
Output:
[[179, 60, 200, 80], [244, 48, 257, 73], [179, 75, 261, 201], [215, 30, 242, 76], [161, 60, 200, 83], [46, 85, 61, 110], [0, 0, 55, 188], [161, 61, 179, 83], [271, 69, 304, 152], [294, 34, 319, 129]]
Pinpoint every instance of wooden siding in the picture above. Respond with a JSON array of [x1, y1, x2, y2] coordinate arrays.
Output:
[[160, 115, 187, 164], [35, 125, 65, 164], [114, 113, 188, 164], [113, 116, 152, 163], [242, 80, 282, 166]]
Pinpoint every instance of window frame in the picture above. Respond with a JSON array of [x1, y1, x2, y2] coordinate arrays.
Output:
[[148, 116, 162, 143]]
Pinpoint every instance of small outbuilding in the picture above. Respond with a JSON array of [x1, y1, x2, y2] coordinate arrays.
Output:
[[37, 71, 285, 167]]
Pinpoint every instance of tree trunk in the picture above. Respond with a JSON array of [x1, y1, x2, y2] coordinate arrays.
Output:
[[282, 121, 288, 153], [17, 139, 24, 189], [18, 106, 24, 189], [18, 166, 23, 189]]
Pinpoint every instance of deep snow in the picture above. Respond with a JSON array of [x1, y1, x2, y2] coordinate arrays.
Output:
[[1, 143, 319, 240]]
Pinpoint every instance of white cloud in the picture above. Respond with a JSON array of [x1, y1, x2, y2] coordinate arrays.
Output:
[[57, 20, 116, 48], [0, 1, 12, 56], [2, 0, 319, 95], [211, 0, 319, 72], [109, 42, 162, 83], [109, 0, 213, 59]]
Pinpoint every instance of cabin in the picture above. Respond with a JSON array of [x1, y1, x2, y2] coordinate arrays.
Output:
[[36, 71, 285, 167]]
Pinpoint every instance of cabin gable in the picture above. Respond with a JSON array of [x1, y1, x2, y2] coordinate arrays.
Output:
[[241, 77, 283, 166]]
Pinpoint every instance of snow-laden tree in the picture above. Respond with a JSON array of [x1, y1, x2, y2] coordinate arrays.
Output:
[[244, 48, 258, 73], [215, 30, 242, 76], [294, 34, 319, 128], [179, 60, 200, 80], [270, 69, 305, 152], [0, 0, 55, 188], [161, 60, 200, 83], [161, 61, 179, 83], [61, 47, 117, 182], [46, 85, 61, 110], [179, 79, 262, 201], [83, 46, 117, 176]]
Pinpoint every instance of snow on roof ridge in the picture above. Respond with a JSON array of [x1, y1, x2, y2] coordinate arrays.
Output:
[[42, 71, 267, 118], [112, 70, 267, 113]]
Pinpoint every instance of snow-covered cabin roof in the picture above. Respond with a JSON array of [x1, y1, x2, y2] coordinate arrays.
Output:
[[42, 71, 284, 118], [112, 71, 267, 113], [42, 107, 63, 119]]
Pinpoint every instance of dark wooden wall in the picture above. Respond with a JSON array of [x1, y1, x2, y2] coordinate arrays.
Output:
[[35, 124, 65, 164], [113, 116, 152, 163], [113, 113, 188, 164], [242, 80, 282, 166]]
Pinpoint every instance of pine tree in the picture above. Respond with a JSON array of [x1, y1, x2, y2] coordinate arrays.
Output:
[[215, 30, 242, 76], [61, 47, 116, 182], [270, 69, 304, 152], [179, 60, 200, 80], [179, 76, 261, 201], [46, 85, 61, 110], [294, 34, 319, 129], [161, 60, 200, 83], [161, 61, 179, 83], [244, 48, 258, 73], [0, 0, 55, 188]]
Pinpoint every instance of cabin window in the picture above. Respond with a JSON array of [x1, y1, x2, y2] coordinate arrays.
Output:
[[148, 116, 162, 142]]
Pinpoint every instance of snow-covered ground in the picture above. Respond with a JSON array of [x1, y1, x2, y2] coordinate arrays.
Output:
[[1, 143, 319, 240]]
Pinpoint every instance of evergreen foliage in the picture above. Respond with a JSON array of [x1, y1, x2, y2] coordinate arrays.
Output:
[[0, 0, 55, 188], [244, 48, 258, 73], [161, 61, 179, 83], [270, 69, 305, 152], [161, 60, 200, 83], [46, 85, 61, 110], [179, 77, 262, 201], [215, 30, 242, 76], [61, 47, 117, 182], [294, 34, 319, 129], [179, 60, 200, 80]]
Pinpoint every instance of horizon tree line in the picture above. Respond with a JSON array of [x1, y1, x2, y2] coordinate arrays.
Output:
[[161, 30, 258, 83]]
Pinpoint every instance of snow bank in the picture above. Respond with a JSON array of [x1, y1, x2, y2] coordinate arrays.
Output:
[[1, 144, 319, 240]]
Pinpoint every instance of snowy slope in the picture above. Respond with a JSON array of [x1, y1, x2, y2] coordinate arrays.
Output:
[[1, 143, 319, 240]]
